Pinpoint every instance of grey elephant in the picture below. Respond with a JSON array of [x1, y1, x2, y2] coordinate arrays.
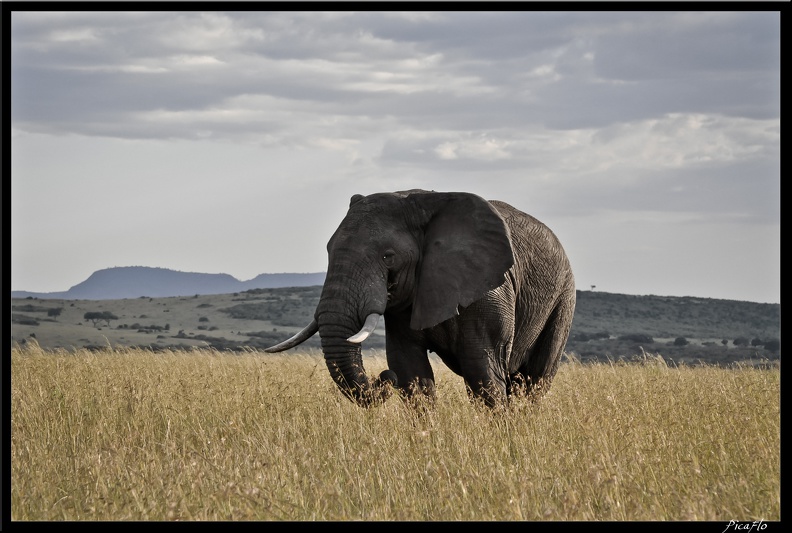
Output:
[[266, 189, 576, 407]]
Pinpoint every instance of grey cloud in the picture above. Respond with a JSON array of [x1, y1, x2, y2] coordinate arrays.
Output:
[[593, 12, 780, 81], [361, 11, 576, 58], [11, 11, 780, 140], [548, 159, 779, 224], [377, 137, 519, 173], [533, 74, 779, 131]]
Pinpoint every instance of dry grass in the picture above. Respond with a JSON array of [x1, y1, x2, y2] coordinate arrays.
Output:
[[11, 343, 779, 521]]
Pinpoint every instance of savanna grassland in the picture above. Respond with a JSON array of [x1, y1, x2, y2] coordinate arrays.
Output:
[[11, 343, 780, 521]]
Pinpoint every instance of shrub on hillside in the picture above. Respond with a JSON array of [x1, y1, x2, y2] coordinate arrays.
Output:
[[84, 312, 119, 328], [763, 338, 780, 353], [618, 333, 654, 344]]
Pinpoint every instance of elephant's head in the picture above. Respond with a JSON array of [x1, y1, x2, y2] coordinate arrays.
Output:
[[266, 190, 514, 406]]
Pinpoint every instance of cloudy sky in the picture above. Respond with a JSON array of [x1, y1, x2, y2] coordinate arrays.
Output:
[[9, 10, 780, 303]]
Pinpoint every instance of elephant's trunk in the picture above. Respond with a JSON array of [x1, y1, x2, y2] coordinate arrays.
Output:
[[320, 316, 374, 405], [316, 270, 394, 407]]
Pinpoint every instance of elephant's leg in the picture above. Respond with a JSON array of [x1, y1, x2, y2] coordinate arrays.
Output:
[[459, 347, 511, 407], [384, 319, 436, 401], [457, 294, 515, 407], [517, 297, 575, 399]]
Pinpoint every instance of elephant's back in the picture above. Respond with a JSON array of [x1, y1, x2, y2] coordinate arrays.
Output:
[[489, 200, 567, 256], [489, 200, 576, 368], [489, 199, 575, 298], [489, 199, 547, 228]]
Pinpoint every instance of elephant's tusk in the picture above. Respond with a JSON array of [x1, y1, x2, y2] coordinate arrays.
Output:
[[264, 319, 319, 352], [347, 313, 382, 343]]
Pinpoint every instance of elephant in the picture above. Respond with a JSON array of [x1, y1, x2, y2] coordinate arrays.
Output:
[[265, 189, 576, 408]]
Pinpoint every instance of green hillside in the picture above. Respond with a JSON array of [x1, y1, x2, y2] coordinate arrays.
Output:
[[10, 287, 780, 366]]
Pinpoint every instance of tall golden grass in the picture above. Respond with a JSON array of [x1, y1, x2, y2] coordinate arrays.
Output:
[[11, 343, 779, 521]]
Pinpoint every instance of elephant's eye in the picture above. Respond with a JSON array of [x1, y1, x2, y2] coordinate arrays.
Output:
[[382, 251, 396, 267]]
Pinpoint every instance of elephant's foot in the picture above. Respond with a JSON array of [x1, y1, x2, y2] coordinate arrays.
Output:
[[466, 379, 509, 408], [398, 377, 436, 410], [374, 370, 398, 402]]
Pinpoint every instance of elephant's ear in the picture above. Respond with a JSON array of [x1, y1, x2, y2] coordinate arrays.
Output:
[[349, 194, 365, 208], [410, 193, 514, 330]]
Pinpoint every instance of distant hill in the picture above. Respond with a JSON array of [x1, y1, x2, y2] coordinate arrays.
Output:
[[11, 266, 327, 300], [570, 290, 780, 339], [11, 285, 780, 365]]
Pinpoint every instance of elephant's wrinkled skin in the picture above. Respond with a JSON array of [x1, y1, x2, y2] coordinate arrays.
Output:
[[266, 190, 576, 407]]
